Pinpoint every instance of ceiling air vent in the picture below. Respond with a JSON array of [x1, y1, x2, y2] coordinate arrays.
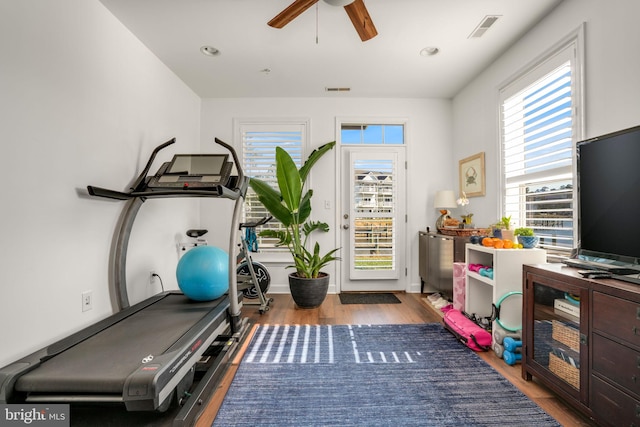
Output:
[[325, 87, 351, 92], [468, 15, 500, 38]]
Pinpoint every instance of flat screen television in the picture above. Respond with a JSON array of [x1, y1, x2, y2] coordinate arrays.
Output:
[[569, 124, 640, 280]]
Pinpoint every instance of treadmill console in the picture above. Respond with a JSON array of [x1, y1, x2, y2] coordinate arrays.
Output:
[[147, 154, 233, 189]]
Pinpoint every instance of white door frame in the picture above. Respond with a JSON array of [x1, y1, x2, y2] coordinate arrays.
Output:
[[334, 118, 408, 293]]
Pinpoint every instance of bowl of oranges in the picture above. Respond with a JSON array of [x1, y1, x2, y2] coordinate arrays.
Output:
[[481, 237, 523, 249]]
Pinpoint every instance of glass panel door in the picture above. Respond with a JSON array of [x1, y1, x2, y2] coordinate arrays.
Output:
[[341, 147, 405, 291], [532, 282, 583, 391]]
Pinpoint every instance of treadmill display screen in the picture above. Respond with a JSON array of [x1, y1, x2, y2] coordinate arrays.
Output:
[[167, 154, 228, 175], [148, 153, 233, 188]]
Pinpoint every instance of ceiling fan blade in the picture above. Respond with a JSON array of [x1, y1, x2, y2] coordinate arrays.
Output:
[[344, 0, 378, 41], [268, 0, 320, 29]]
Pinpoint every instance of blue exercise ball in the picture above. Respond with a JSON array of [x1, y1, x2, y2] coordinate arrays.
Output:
[[176, 246, 229, 301]]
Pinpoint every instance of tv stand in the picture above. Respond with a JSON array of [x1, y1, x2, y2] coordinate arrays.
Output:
[[522, 263, 640, 426]]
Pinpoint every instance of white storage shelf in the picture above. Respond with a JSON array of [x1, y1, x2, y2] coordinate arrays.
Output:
[[465, 244, 546, 330]]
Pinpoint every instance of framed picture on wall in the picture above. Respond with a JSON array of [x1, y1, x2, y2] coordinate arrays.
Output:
[[459, 152, 485, 197]]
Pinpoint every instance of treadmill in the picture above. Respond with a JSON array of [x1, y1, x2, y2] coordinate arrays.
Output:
[[0, 137, 250, 426]]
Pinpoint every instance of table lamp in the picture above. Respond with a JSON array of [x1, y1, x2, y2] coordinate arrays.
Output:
[[434, 190, 458, 230]]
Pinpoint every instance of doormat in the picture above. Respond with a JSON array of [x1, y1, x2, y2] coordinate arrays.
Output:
[[338, 292, 401, 304]]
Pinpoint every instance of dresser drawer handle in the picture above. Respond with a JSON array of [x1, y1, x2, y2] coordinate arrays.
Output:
[[637, 307, 640, 320]]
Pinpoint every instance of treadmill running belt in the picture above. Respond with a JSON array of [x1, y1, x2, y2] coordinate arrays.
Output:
[[16, 294, 223, 394]]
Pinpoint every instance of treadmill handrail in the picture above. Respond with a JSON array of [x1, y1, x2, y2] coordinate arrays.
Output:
[[130, 138, 176, 192], [87, 181, 247, 201], [215, 137, 244, 192]]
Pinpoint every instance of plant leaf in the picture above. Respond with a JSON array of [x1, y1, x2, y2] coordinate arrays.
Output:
[[275, 147, 302, 213], [299, 141, 336, 183], [298, 189, 313, 223], [249, 178, 292, 226]]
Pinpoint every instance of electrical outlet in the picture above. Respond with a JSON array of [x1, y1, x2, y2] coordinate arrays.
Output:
[[150, 271, 157, 285], [82, 290, 92, 312]]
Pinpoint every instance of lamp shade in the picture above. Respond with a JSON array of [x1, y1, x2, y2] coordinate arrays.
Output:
[[434, 190, 458, 209]]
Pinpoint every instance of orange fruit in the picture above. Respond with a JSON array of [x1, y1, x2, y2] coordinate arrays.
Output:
[[482, 237, 493, 247], [503, 240, 514, 249], [493, 240, 504, 249]]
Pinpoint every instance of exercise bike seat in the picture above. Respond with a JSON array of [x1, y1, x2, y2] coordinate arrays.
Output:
[[186, 229, 208, 238]]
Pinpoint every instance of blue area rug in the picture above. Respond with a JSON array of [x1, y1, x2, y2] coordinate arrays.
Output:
[[213, 323, 560, 426]]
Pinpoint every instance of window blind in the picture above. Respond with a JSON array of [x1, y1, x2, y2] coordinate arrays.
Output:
[[240, 123, 305, 250], [500, 36, 582, 256]]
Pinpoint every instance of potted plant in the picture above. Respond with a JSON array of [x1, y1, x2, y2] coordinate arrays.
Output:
[[514, 227, 539, 248], [492, 216, 513, 240], [248, 141, 340, 308]]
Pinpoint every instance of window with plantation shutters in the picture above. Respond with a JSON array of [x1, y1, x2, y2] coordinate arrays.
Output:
[[238, 121, 307, 251], [499, 29, 584, 257]]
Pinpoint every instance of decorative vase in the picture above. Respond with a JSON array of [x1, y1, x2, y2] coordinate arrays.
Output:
[[518, 235, 539, 249], [492, 228, 503, 239], [288, 272, 330, 309]]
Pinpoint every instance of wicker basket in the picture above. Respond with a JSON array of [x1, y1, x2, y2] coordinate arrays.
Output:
[[437, 228, 490, 237], [549, 352, 579, 389], [552, 320, 580, 352]]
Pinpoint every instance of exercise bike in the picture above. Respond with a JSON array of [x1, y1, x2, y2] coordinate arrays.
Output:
[[236, 216, 273, 314]]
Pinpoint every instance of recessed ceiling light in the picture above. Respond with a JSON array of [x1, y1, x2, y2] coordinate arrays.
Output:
[[420, 47, 440, 57], [200, 46, 220, 56]]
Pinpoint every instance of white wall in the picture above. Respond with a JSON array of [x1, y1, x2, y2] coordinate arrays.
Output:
[[452, 0, 640, 226], [0, 1, 201, 367], [199, 98, 453, 294]]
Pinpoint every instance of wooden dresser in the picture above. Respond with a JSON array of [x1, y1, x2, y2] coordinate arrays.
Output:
[[522, 263, 640, 426]]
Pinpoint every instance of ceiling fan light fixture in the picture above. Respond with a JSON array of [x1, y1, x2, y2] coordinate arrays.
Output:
[[200, 46, 220, 57], [420, 47, 440, 57], [323, 0, 355, 6]]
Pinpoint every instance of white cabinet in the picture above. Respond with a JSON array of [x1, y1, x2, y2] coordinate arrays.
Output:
[[465, 244, 546, 331]]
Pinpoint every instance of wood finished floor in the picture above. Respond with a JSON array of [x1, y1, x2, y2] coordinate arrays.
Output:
[[196, 293, 596, 427]]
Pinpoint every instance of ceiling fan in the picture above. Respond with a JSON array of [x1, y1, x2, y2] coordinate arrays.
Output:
[[268, 0, 378, 42]]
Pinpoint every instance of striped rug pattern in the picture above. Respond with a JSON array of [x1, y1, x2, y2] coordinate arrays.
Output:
[[213, 323, 560, 426]]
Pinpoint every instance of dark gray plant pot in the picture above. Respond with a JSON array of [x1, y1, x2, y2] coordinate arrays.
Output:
[[288, 272, 329, 309]]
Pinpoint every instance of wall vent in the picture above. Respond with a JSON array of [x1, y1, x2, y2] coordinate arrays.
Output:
[[325, 87, 351, 92], [468, 15, 500, 38]]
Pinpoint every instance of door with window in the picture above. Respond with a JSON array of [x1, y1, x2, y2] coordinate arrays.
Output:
[[339, 125, 406, 292]]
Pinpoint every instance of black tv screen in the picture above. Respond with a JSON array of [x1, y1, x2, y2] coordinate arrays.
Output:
[[577, 124, 640, 266]]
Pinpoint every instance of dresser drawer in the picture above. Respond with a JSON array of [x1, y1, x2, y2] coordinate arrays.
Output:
[[591, 375, 640, 427], [593, 333, 640, 397], [593, 291, 640, 347]]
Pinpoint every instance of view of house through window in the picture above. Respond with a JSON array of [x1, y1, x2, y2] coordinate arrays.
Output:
[[353, 158, 395, 272], [500, 33, 583, 257]]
